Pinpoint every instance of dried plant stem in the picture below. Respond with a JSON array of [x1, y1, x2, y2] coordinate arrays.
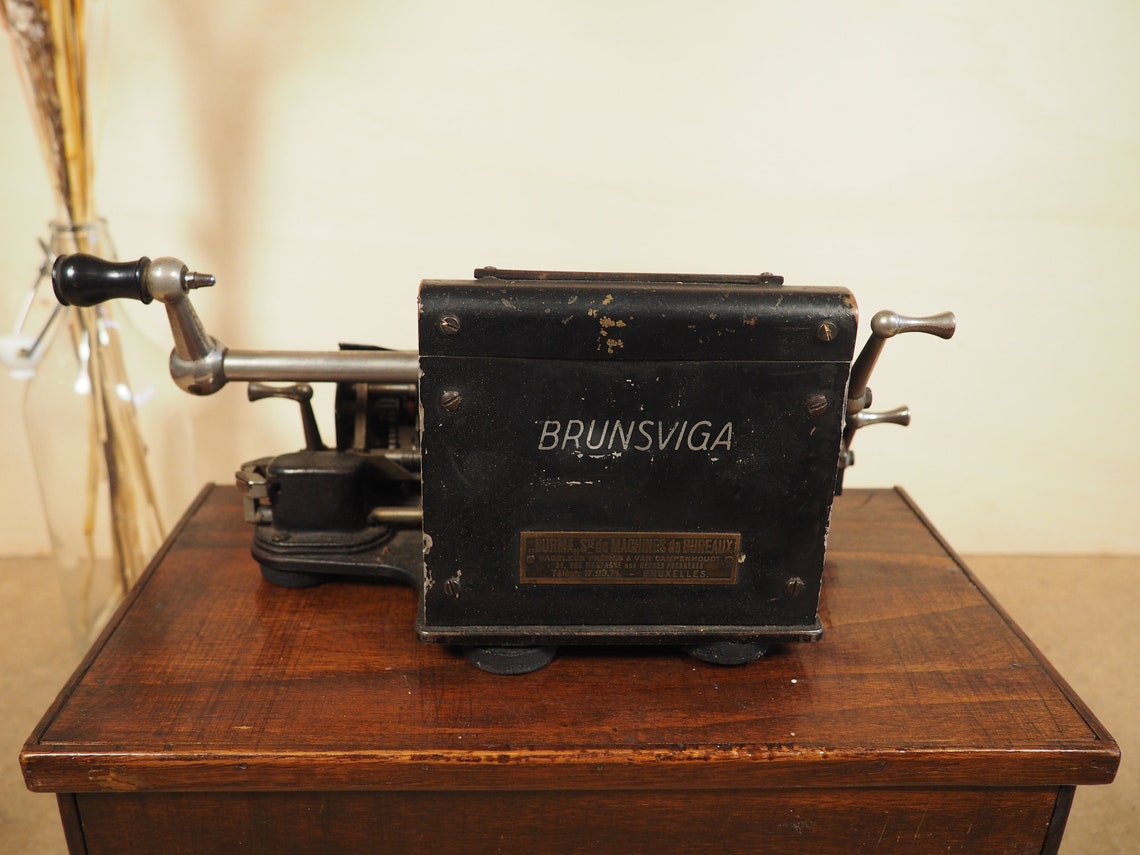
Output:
[[73, 301, 165, 591], [6, 1, 169, 634], [3, 0, 92, 222]]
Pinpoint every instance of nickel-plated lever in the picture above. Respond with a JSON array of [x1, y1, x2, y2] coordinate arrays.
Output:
[[845, 405, 911, 442], [248, 383, 325, 451], [846, 310, 955, 417]]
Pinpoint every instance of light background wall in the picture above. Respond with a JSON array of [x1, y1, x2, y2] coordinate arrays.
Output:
[[1, 0, 1137, 555]]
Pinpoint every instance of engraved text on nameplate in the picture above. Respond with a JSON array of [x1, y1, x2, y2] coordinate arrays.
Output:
[[520, 532, 741, 584]]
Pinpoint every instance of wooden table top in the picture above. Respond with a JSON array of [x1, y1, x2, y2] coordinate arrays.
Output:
[[22, 486, 1119, 794]]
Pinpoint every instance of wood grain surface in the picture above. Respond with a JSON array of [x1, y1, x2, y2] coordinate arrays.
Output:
[[69, 787, 1064, 854], [21, 486, 1121, 853], [22, 486, 1117, 798]]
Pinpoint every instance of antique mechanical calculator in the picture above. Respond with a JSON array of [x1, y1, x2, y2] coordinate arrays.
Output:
[[53, 256, 954, 673]]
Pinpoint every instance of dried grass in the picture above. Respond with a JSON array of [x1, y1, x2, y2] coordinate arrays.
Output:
[[4, 1, 165, 631]]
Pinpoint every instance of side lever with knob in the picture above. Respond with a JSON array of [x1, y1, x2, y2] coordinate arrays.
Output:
[[838, 405, 913, 475], [847, 405, 911, 433], [844, 309, 955, 448], [848, 307, 953, 419]]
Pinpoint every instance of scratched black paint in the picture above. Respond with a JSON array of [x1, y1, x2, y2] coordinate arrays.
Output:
[[418, 271, 856, 646]]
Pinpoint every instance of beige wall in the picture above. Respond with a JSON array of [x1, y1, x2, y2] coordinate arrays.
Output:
[[1, 1, 1137, 555]]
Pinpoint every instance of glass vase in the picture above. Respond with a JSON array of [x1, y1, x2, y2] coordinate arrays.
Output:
[[20, 221, 196, 646]]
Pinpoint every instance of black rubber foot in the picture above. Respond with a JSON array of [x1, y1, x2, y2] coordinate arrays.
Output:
[[686, 641, 770, 666], [259, 564, 326, 589], [463, 646, 558, 675]]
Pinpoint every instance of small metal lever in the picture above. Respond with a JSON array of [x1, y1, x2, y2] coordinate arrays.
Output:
[[847, 404, 911, 430], [847, 310, 955, 416], [248, 382, 325, 450], [845, 405, 911, 440]]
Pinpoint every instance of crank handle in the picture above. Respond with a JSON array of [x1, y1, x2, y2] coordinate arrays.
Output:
[[54, 254, 225, 391], [51, 253, 418, 396], [53, 253, 216, 307]]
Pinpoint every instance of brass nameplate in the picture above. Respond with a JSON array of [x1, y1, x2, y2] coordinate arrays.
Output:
[[520, 531, 740, 584]]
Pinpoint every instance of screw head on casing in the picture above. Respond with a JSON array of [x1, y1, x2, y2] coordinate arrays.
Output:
[[440, 390, 463, 411]]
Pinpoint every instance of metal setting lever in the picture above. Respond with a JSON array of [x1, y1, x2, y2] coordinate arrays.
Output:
[[845, 405, 911, 443], [847, 310, 956, 415], [248, 383, 325, 450]]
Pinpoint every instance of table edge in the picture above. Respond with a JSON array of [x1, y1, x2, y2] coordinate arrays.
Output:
[[21, 486, 1122, 795]]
